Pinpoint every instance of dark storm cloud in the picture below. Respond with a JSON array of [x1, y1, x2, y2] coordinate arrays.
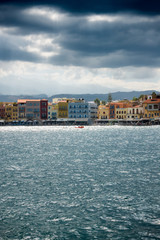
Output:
[[0, 0, 160, 15], [0, 35, 42, 62], [0, 2, 160, 68], [0, 6, 59, 34]]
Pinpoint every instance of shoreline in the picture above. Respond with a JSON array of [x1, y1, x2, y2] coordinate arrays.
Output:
[[0, 118, 160, 127]]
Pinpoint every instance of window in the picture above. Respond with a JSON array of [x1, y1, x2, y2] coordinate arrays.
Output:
[[154, 105, 158, 109]]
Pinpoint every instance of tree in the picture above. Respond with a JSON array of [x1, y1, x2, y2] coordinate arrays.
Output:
[[138, 94, 144, 100], [94, 98, 100, 106], [101, 100, 106, 105], [152, 92, 157, 99], [107, 93, 112, 103], [132, 96, 138, 101]]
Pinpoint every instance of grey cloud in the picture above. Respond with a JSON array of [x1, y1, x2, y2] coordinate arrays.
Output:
[[49, 49, 160, 68], [0, 35, 42, 62], [0, 5, 160, 68], [1, 0, 160, 15]]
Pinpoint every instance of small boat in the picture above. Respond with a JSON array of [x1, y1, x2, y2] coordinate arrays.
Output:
[[75, 126, 84, 129]]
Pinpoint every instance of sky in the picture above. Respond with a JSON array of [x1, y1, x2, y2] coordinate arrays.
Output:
[[0, 0, 160, 96]]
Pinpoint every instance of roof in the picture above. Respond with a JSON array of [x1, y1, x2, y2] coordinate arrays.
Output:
[[143, 99, 160, 104], [110, 102, 132, 108]]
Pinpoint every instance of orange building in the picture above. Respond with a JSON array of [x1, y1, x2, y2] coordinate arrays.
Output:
[[109, 102, 132, 119]]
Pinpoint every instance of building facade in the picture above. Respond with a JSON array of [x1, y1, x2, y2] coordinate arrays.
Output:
[[98, 105, 109, 119], [109, 102, 131, 119], [4, 103, 18, 122], [88, 102, 98, 120], [68, 99, 89, 119], [48, 103, 58, 119], [17, 99, 26, 120], [116, 108, 128, 119], [40, 99, 48, 120], [0, 103, 5, 119], [26, 100, 40, 119], [143, 99, 160, 119], [58, 101, 68, 118]]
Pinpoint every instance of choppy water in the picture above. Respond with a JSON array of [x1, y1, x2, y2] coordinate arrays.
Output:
[[0, 126, 160, 240]]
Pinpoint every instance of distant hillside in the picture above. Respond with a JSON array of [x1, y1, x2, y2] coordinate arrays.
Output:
[[0, 94, 48, 102], [49, 90, 159, 102], [0, 90, 159, 102]]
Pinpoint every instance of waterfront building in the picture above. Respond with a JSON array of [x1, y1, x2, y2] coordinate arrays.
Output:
[[4, 103, 12, 122], [40, 99, 48, 120], [68, 99, 89, 119], [52, 104, 58, 119], [88, 102, 98, 120], [58, 101, 69, 118], [26, 100, 40, 120], [126, 106, 144, 119], [52, 98, 67, 104], [17, 99, 27, 120], [12, 103, 18, 121], [48, 103, 58, 119], [4, 102, 18, 122], [0, 102, 5, 119], [143, 99, 160, 119], [109, 102, 131, 119], [116, 107, 128, 119], [48, 103, 53, 119], [98, 105, 109, 119], [19, 99, 48, 120]]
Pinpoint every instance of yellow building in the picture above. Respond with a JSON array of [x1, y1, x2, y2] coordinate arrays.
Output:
[[116, 108, 128, 119], [12, 103, 18, 121], [98, 105, 109, 119], [143, 99, 160, 119], [48, 103, 58, 119], [5, 103, 18, 122], [58, 101, 68, 118], [0, 102, 5, 119]]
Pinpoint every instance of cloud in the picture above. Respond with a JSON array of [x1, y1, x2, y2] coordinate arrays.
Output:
[[1, 0, 160, 15], [0, 6, 160, 68], [0, 61, 159, 95], [0, 1, 160, 94]]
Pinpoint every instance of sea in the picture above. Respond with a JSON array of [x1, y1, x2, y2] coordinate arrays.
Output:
[[0, 126, 160, 240]]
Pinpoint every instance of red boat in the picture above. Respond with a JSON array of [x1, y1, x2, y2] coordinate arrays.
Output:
[[75, 126, 84, 128]]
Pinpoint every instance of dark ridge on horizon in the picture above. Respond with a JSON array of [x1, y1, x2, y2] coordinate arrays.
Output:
[[0, 90, 159, 102]]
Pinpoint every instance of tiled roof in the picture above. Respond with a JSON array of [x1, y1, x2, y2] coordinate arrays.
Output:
[[143, 99, 160, 104]]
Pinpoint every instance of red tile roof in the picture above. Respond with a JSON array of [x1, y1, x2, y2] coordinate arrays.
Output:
[[143, 99, 160, 104]]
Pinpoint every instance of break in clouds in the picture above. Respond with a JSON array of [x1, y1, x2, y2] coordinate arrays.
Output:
[[0, 0, 160, 94]]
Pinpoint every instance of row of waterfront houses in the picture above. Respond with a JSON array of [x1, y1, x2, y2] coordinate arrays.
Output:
[[98, 96, 160, 121], [0, 98, 98, 123], [0, 94, 160, 124]]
